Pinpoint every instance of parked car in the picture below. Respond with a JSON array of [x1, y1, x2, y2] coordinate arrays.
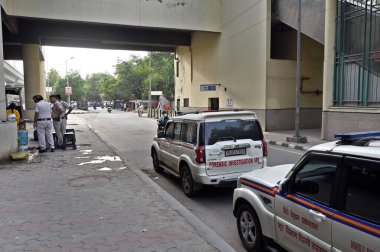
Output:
[[233, 131, 380, 252], [151, 111, 267, 196]]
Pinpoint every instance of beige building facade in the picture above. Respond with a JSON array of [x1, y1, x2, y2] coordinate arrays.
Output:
[[175, 0, 380, 139], [175, 0, 325, 132]]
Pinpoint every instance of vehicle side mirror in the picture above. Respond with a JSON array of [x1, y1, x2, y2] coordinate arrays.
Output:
[[295, 180, 319, 195], [278, 178, 289, 195], [157, 132, 165, 138]]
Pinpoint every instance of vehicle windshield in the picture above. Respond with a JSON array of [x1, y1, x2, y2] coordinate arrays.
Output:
[[199, 119, 263, 146]]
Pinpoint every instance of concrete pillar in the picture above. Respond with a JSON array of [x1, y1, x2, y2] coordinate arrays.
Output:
[[23, 44, 46, 119], [321, 0, 337, 139], [0, 10, 6, 122]]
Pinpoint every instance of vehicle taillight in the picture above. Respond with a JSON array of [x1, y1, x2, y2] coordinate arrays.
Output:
[[195, 146, 206, 164], [262, 140, 268, 157]]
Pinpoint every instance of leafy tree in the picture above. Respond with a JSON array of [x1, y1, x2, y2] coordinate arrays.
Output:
[[98, 74, 118, 101], [47, 69, 60, 89], [52, 71, 85, 102], [83, 73, 107, 102]]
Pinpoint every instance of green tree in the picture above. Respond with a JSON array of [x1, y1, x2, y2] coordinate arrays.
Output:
[[113, 52, 174, 101], [142, 52, 174, 100], [47, 69, 60, 90], [83, 73, 107, 102], [98, 74, 118, 101], [52, 71, 85, 102]]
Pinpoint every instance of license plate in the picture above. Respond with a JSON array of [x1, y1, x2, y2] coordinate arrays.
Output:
[[225, 148, 246, 157]]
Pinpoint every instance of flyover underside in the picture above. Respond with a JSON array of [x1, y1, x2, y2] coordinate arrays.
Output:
[[2, 14, 193, 59]]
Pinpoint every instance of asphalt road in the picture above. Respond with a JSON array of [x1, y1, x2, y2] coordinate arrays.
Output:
[[79, 109, 304, 251]]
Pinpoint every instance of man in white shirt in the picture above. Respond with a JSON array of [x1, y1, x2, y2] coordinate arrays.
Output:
[[33, 95, 55, 153]]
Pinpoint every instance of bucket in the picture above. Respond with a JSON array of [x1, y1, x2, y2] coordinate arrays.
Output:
[[17, 130, 29, 146]]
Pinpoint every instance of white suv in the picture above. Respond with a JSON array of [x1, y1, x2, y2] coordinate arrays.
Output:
[[151, 111, 267, 196], [233, 131, 380, 252]]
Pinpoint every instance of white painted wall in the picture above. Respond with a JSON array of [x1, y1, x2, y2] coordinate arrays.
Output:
[[3, 0, 222, 32]]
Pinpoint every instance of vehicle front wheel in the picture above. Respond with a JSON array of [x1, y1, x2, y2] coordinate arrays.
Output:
[[152, 150, 163, 173], [180, 165, 196, 197], [237, 203, 263, 252]]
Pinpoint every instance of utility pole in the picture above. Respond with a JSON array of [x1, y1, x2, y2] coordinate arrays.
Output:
[[295, 0, 301, 138], [65, 57, 74, 105], [149, 56, 152, 110], [287, 0, 307, 143]]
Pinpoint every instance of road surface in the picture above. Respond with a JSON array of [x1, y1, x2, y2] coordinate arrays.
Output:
[[79, 109, 304, 251]]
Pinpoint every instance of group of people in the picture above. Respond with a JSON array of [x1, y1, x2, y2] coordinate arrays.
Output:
[[33, 94, 73, 153]]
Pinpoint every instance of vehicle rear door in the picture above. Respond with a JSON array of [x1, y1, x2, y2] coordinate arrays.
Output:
[[159, 121, 174, 167], [274, 153, 342, 252], [202, 115, 264, 176], [168, 122, 182, 171], [331, 156, 380, 252]]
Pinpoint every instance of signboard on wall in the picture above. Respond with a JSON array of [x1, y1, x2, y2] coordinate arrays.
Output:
[[200, 85, 217, 91], [150, 91, 163, 96], [227, 98, 233, 107], [65, 87, 72, 95]]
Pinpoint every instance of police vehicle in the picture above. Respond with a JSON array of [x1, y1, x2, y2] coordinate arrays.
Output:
[[151, 111, 267, 197], [233, 131, 380, 252]]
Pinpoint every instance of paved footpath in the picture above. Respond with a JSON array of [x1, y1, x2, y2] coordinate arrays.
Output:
[[0, 116, 217, 252]]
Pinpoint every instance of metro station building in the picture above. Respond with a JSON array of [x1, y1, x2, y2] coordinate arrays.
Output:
[[0, 0, 379, 159], [175, 0, 380, 139]]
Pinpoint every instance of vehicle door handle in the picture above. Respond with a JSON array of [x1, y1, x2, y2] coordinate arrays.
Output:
[[309, 209, 326, 222]]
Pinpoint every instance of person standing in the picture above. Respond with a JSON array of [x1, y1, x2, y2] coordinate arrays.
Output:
[[33, 95, 55, 153], [6, 102, 21, 129], [56, 94, 73, 136], [50, 95, 65, 149]]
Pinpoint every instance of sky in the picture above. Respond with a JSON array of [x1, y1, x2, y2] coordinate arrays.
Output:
[[44, 46, 147, 77], [26, 46, 147, 78]]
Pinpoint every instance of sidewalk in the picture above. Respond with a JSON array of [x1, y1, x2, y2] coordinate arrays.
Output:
[[264, 128, 328, 151], [0, 117, 217, 252]]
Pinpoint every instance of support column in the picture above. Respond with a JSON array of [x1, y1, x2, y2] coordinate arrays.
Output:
[[0, 10, 6, 122], [23, 44, 46, 119], [0, 10, 18, 161], [321, 0, 337, 139]]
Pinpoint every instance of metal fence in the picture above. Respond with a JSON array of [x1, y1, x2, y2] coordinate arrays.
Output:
[[334, 0, 380, 106]]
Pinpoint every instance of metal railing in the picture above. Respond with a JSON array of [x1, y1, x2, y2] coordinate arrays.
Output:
[[334, 0, 380, 106]]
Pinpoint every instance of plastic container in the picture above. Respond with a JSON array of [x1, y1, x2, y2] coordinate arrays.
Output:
[[17, 131, 28, 146], [10, 152, 28, 161]]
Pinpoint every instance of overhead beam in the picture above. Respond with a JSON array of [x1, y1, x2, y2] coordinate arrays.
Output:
[[3, 16, 191, 51]]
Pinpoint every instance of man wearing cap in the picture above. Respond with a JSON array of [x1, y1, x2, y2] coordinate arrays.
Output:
[[50, 95, 65, 149], [33, 95, 55, 153]]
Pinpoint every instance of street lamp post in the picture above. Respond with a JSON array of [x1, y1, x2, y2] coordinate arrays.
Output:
[[286, 0, 307, 144], [65, 57, 74, 105]]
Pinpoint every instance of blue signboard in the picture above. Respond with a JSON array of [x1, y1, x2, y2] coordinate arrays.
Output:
[[200, 85, 217, 91]]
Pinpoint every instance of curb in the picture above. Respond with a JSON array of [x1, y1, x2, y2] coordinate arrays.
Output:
[[268, 140, 310, 151], [86, 123, 235, 252]]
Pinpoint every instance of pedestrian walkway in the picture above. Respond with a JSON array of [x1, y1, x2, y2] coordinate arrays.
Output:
[[0, 117, 217, 252], [264, 128, 328, 151]]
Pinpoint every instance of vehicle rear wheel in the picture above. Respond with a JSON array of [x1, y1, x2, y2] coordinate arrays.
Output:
[[152, 150, 163, 173], [180, 165, 196, 197], [237, 203, 263, 252]]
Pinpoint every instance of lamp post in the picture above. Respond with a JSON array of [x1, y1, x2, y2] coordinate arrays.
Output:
[[286, 0, 307, 144], [65, 57, 74, 105]]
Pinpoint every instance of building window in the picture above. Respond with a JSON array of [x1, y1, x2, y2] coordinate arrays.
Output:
[[176, 60, 180, 77], [334, 0, 380, 106], [176, 99, 180, 111], [184, 98, 189, 107]]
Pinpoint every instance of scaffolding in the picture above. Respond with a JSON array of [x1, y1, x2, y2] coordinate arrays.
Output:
[[334, 0, 380, 106]]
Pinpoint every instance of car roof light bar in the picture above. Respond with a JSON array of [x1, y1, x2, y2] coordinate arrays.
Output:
[[335, 131, 380, 141]]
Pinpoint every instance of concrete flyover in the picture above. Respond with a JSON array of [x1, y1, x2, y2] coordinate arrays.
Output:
[[0, 0, 221, 161]]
